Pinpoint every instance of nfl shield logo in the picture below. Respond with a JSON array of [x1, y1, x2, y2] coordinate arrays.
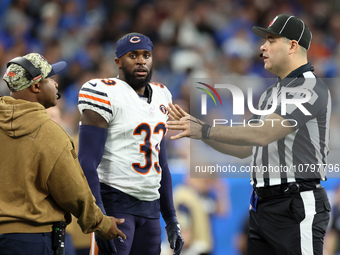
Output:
[[150, 107, 155, 116]]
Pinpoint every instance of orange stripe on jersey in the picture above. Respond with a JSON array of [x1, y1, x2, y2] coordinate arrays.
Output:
[[151, 82, 165, 88], [79, 93, 111, 106], [90, 233, 99, 255]]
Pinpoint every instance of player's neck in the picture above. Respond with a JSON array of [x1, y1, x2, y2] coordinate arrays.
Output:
[[135, 87, 145, 96]]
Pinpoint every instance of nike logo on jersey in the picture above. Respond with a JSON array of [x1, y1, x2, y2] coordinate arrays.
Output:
[[88, 82, 97, 87]]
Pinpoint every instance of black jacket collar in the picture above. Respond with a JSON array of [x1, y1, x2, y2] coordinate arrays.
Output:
[[277, 62, 314, 86]]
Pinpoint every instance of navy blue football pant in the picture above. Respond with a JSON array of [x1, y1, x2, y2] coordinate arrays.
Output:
[[0, 233, 54, 255], [247, 187, 330, 255], [103, 212, 162, 255]]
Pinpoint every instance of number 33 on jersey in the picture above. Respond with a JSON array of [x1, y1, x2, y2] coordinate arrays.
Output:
[[78, 78, 171, 201]]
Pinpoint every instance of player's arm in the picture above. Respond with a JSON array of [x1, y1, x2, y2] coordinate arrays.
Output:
[[80, 109, 109, 128], [159, 138, 175, 221], [158, 138, 184, 255], [78, 109, 124, 253], [78, 109, 108, 204]]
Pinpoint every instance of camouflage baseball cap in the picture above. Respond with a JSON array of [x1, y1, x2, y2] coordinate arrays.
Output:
[[3, 53, 67, 92]]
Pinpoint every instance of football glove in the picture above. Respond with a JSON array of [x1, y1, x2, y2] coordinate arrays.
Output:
[[165, 217, 184, 255], [96, 204, 117, 255]]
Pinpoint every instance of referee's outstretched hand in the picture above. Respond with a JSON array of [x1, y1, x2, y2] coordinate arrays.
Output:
[[167, 102, 188, 121], [166, 103, 203, 140]]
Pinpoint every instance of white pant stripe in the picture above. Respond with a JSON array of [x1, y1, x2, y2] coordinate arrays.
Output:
[[300, 191, 316, 255], [90, 233, 97, 255]]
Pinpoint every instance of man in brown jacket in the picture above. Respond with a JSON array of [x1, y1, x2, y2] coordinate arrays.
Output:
[[0, 53, 126, 255]]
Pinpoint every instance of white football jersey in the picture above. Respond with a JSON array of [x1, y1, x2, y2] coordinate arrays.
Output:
[[78, 78, 172, 201]]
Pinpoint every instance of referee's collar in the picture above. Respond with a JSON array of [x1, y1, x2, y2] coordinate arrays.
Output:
[[277, 62, 314, 85]]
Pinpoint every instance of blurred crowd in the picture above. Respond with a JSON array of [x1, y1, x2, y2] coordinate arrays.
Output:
[[2, 0, 340, 139], [2, 0, 340, 254]]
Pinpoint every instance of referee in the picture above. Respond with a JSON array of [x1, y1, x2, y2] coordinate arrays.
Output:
[[167, 14, 331, 255]]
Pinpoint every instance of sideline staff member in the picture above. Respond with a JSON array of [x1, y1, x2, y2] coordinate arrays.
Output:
[[0, 53, 126, 254], [167, 14, 331, 255]]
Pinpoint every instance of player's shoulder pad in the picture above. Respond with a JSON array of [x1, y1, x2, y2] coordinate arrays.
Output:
[[82, 78, 120, 88], [80, 78, 124, 96], [149, 81, 172, 101], [150, 82, 167, 89], [150, 81, 171, 94]]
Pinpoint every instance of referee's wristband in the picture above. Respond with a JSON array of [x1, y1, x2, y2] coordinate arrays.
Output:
[[201, 124, 212, 139]]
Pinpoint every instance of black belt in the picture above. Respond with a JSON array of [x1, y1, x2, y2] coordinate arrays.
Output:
[[255, 181, 322, 199]]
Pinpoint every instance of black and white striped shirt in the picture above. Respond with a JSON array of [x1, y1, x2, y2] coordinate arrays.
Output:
[[250, 63, 331, 187]]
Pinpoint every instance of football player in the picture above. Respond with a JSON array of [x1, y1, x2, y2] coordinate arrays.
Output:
[[77, 33, 184, 255]]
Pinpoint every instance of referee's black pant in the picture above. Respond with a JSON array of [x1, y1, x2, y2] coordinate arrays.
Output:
[[247, 187, 330, 255]]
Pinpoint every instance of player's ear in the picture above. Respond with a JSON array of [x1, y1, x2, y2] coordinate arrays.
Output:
[[115, 57, 122, 69]]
